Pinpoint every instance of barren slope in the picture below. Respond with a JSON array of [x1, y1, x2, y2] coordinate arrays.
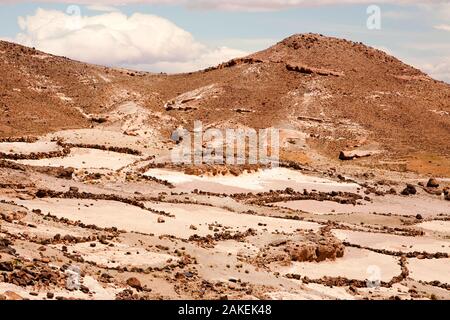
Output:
[[1, 33, 449, 173]]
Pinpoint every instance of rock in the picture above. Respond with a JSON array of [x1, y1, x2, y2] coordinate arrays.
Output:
[[316, 242, 345, 262], [69, 186, 79, 192], [275, 234, 345, 263], [426, 178, 439, 188], [285, 187, 295, 195], [80, 285, 90, 294], [416, 214, 423, 220], [46, 292, 54, 299], [286, 63, 344, 77], [126, 277, 142, 290], [339, 150, 373, 161], [0, 261, 14, 271], [288, 243, 317, 262], [35, 189, 49, 198], [157, 217, 165, 223], [401, 184, 417, 196]]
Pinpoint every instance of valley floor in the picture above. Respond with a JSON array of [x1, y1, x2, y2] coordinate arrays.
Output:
[[0, 126, 449, 301]]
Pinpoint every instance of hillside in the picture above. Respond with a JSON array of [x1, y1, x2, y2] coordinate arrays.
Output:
[[1, 33, 449, 173], [0, 34, 449, 301]]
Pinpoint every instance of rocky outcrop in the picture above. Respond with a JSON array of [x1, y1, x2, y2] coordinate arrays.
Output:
[[286, 63, 344, 77], [339, 150, 374, 161]]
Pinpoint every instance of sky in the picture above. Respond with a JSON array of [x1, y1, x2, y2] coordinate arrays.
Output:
[[0, 1, 449, 82]]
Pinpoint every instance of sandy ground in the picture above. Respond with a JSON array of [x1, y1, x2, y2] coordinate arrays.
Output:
[[1, 34, 450, 301], [332, 229, 450, 254], [16, 148, 141, 170], [144, 167, 360, 193], [275, 196, 450, 217], [0, 127, 449, 301], [279, 247, 401, 282], [0, 141, 60, 155]]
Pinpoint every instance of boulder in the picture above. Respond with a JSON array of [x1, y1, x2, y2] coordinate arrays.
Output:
[[401, 184, 417, 196], [339, 150, 373, 161], [426, 178, 439, 188], [126, 277, 142, 290]]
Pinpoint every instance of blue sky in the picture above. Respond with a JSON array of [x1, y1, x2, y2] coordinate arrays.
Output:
[[0, 1, 449, 82]]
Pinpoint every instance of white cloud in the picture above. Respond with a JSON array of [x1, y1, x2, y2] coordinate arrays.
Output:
[[131, 46, 248, 73], [13, 8, 248, 72], [421, 58, 450, 83], [434, 24, 450, 31], [5, 1, 447, 12]]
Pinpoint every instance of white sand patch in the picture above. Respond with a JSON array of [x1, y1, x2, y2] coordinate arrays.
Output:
[[106, 101, 160, 139], [16, 198, 183, 237], [2, 222, 86, 239], [275, 196, 450, 217], [416, 220, 450, 234], [144, 167, 359, 193], [52, 276, 121, 300], [56, 92, 73, 102], [356, 283, 412, 299], [148, 202, 321, 235], [32, 54, 51, 60], [280, 247, 400, 282], [15, 198, 319, 239], [16, 148, 140, 170], [54, 242, 178, 269], [332, 230, 450, 254], [47, 128, 149, 150], [213, 240, 259, 257], [97, 73, 112, 83], [267, 283, 355, 300], [165, 84, 223, 110], [0, 141, 60, 155], [305, 283, 355, 300], [408, 258, 450, 284], [274, 200, 354, 215]]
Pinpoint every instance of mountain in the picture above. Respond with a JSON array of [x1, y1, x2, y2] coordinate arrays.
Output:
[[1, 33, 449, 174]]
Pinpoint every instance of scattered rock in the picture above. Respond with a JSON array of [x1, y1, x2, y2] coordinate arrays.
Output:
[[426, 178, 439, 188], [157, 217, 165, 223], [339, 150, 373, 161], [126, 277, 142, 290], [401, 184, 417, 196], [0, 261, 14, 272]]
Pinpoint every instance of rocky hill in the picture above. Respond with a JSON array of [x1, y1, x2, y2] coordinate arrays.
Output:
[[1, 33, 449, 174]]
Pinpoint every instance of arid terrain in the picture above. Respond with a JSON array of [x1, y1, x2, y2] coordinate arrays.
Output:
[[0, 34, 449, 300]]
